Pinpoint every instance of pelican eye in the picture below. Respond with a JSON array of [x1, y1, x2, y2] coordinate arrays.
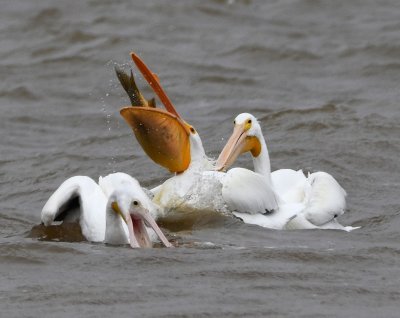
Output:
[[190, 127, 195, 134], [233, 120, 236, 124], [133, 200, 139, 206], [244, 118, 253, 131]]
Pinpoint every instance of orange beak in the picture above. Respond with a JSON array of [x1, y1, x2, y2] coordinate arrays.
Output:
[[120, 107, 191, 173], [215, 124, 261, 171], [120, 52, 194, 173]]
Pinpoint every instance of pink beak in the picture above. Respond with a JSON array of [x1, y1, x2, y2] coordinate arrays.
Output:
[[126, 207, 173, 248]]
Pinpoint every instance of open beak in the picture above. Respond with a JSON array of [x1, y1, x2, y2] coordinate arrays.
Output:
[[130, 52, 179, 117], [120, 107, 191, 173], [126, 207, 173, 248], [120, 52, 194, 173], [215, 124, 261, 171]]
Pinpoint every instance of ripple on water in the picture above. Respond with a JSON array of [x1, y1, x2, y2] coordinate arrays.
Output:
[[1, 0, 400, 317], [0, 86, 41, 101], [218, 43, 322, 61], [0, 240, 86, 265]]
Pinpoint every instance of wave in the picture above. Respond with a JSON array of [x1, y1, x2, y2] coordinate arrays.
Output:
[[0, 86, 40, 101], [218, 44, 321, 61]]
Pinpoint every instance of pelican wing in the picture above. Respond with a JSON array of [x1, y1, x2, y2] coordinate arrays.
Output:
[[222, 168, 279, 215], [41, 176, 107, 242], [302, 172, 347, 226], [285, 213, 358, 232], [271, 169, 309, 204]]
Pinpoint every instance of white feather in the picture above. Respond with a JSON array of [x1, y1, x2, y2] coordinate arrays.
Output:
[[99, 172, 161, 216], [41, 173, 161, 243], [233, 202, 304, 229], [302, 172, 347, 226], [271, 169, 309, 203], [222, 112, 356, 231], [41, 176, 107, 242], [221, 167, 279, 215], [285, 213, 359, 232], [270, 169, 349, 228]]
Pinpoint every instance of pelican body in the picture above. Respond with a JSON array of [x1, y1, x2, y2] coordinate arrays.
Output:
[[118, 53, 298, 229], [41, 172, 173, 247], [216, 113, 358, 231], [118, 53, 356, 231], [119, 53, 225, 214]]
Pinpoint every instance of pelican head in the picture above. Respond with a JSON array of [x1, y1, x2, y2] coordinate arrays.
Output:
[[120, 52, 205, 173], [108, 190, 173, 248], [215, 113, 263, 171]]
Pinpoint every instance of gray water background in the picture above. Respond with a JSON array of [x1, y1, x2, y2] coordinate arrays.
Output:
[[1, 0, 400, 317]]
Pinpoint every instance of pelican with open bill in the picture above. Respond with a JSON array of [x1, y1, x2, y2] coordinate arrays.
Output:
[[119, 53, 195, 174], [117, 53, 360, 231], [41, 172, 174, 247], [117, 53, 288, 225]]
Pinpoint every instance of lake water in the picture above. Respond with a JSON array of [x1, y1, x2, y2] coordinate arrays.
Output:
[[1, 0, 400, 317]]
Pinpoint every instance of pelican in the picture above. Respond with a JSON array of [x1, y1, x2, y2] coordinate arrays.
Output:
[[118, 53, 218, 213], [215, 113, 358, 231], [41, 172, 173, 247], [118, 53, 301, 229]]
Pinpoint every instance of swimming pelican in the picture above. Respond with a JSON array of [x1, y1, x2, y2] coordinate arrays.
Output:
[[41, 172, 173, 247], [118, 53, 300, 229], [215, 113, 357, 231], [119, 53, 216, 211]]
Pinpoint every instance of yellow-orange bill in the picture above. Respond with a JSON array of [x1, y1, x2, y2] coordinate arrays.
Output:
[[215, 124, 261, 171], [152, 73, 160, 84], [120, 107, 191, 173], [130, 52, 180, 118]]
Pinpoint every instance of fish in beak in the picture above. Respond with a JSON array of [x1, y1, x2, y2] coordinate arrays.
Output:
[[215, 121, 261, 172], [115, 66, 156, 107], [112, 201, 173, 248], [119, 52, 196, 173]]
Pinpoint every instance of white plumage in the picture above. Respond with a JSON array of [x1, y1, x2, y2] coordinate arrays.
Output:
[[116, 54, 356, 231], [41, 172, 172, 246], [41, 176, 107, 242], [222, 167, 279, 215], [216, 113, 358, 231]]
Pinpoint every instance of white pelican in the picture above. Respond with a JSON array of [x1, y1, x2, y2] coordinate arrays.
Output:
[[119, 53, 217, 213], [41, 172, 173, 247], [215, 113, 358, 231], [118, 53, 301, 229]]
